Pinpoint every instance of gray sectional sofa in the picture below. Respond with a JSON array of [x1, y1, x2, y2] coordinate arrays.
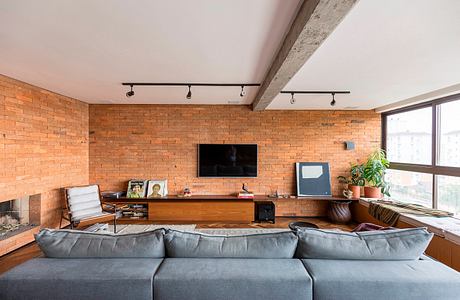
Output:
[[1, 227, 460, 300]]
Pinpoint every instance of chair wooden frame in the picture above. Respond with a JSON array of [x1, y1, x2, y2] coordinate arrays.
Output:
[[60, 185, 117, 233]]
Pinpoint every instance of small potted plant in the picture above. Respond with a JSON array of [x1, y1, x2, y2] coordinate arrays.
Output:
[[363, 149, 390, 198], [337, 163, 365, 199]]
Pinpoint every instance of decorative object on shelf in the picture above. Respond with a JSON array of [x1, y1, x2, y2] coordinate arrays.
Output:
[[147, 180, 168, 198], [342, 189, 353, 199], [327, 200, 352, 223], [183, 187, 192, 197], [238, 183, 254, 199], [363, 149, 390, 198], [337, 163, 365, 199], [296, 162, 332, 196], [127, 180, 147, 198]]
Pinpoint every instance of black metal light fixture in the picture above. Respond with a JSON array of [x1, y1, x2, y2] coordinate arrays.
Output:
[[330, 92, 336, 106], [280, 90, 350, 106], [186, 85, 192, 99], [240, 85, 246, 97], [290, 92, 296, 104], [122, 82, 260, 99], [126, 85, 135, 98]]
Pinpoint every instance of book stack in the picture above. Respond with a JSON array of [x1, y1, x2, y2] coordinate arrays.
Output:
[[237, 192, 254, 199]]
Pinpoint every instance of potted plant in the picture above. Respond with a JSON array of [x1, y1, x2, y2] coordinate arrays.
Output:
[[338, 163, 365, 199], [363, 149, 390, 198]]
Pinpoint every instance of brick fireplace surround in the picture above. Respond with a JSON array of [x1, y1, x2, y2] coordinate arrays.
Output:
[[0, 74, 381, 255]]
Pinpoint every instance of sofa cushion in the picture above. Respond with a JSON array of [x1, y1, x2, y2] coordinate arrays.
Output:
[[301, 258, 460, 300], [0, 258, 163, 300], [164, 230, 298, 258], [35, 228, 165, 258], [154, 258, 312, 300], [295, 227, 432, 260], [66, 185, 103, 221]]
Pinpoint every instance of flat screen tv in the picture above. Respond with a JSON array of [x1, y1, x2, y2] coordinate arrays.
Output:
[[198, 144, 258, 177]]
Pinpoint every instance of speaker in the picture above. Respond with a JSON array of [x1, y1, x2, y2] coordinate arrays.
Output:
[[344, 141, 355, 150], [254, 201, 275, 223]]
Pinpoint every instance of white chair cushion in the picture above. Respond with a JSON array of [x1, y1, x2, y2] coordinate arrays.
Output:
[[66, 185, 102, 222]]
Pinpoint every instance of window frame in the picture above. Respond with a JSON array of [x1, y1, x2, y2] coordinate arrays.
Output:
[[382, 93, 460, 209]]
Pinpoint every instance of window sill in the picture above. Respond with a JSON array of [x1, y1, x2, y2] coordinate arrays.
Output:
[[359, 198, 460, 245]]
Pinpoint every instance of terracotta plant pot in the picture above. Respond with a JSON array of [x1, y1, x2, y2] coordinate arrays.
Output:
[[364, 186, 382, 199], [348, 185, 361, 199]]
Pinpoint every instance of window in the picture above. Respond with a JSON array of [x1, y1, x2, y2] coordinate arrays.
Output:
[[439, 100, 460, 167], [386, 108, 432, 165], [382, 94, 460, 216], [437, 175, 460, 217], [386, 169, 432, 208]]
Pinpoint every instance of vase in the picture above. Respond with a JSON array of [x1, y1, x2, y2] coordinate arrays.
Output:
[[327, 200, 352, 223], [348, 185, 361, 199], [364, 186, 382, 199]]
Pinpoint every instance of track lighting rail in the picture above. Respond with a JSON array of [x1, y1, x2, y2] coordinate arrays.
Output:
[[280, 91, 350, 94], [122, 83, 260, 87]]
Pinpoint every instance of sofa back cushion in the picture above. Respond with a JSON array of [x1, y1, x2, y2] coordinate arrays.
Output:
[[164, 230, 298, 258], [35, 228, 165, 258], [295, 227, 433, 260]]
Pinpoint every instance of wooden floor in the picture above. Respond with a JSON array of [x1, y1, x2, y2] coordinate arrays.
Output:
[[0, 217, 356, 275]]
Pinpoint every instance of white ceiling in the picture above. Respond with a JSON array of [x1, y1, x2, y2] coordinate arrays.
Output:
[[1, 0, 460, 109], [268, 0, 460, 110], [0, 0, 300, 104]]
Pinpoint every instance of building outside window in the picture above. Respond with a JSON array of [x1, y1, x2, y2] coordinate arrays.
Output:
[[382, 95, 460, 216]]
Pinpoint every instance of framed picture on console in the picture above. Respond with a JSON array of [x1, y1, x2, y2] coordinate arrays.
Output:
[[147, 180, 168, 198], [296, 162, 331, 197], [127, 180, 148, 198]]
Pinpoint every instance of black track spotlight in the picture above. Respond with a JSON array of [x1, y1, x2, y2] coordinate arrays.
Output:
[[186, 85, 192, 99], [290, 92, 296, 104], [330, 92, 336, 106], [240, 85, 246, 97], [126, 85, 135, 98]]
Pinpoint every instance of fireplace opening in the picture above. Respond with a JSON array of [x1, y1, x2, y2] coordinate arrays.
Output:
[[0, 194, 41, 240]]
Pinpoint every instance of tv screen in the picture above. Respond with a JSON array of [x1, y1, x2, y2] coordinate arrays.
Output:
[[198, 144, 258, 177]]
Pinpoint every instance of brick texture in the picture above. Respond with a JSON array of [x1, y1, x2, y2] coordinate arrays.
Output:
[[0, 75, 89, 229], [89, 105, 381, 215]]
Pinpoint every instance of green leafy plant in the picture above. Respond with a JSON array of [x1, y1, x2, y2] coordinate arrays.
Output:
[[363, 149, 390, 197], [337, 163, 365, 186]]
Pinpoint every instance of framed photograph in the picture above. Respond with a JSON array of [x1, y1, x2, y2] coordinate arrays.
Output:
[[147, 180, 168, 198], [127, 180, 147, 198]]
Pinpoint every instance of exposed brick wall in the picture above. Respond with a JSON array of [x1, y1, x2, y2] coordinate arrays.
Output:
[[90, 105, 381, 215], [0, 75, 89, 228]]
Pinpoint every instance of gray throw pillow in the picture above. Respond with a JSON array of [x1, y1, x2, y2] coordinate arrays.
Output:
[[164, 230, 298, 258], [295, 227, 433, 260], [35, 228, 165, 258]]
